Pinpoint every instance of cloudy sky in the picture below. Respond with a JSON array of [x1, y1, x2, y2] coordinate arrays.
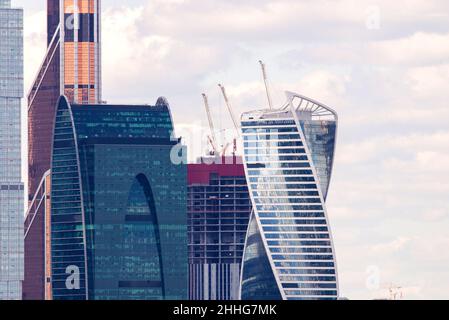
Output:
[[15, 0, 449, 299]]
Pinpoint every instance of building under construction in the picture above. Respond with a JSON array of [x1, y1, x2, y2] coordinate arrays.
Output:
[[188, 157, 252, 300]]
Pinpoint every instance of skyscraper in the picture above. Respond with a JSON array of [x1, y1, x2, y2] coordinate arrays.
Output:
[[24, 0, 101, 299], [188, 157, 251, 300], [240, 92, 339, 300], [0, 0, 24, 300], [47, 95, 187, 300], [23, 171, 51, 300], [28, 0, 101, 197]]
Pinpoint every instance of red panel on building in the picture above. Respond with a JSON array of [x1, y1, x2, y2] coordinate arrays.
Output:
[[188, 157, 246, 185]]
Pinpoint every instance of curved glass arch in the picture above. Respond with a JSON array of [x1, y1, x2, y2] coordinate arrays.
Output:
[[125, 173, 165, 298], [50, 96, 88, 300]]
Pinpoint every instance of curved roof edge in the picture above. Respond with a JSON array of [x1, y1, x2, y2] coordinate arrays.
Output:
[[284, 91, 338, 121], [56, 95, 71, 110], [241, 91, 338, 122], [156, 96, 178, 140], [156, 96, 170, 107]]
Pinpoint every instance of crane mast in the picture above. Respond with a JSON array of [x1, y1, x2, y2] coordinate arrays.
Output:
[[218, 84, 240, 134], [259, 60, 273, 110], [202, 93, 219, 155], [202, 61, 273, 158]]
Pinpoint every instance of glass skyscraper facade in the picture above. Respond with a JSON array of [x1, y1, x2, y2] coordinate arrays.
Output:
[[28, 0, 102, 197], [0, 0, 24, 300], [24, 0, 102, 299], [188, 158, 251, 300], [47, 96, 187, 300], [240, 92, 339, 300]]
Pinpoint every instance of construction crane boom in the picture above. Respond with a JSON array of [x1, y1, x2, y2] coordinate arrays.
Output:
[[218, 84, 240, 134], [202, 93, 219, 155], [259, 60, 273, 110]]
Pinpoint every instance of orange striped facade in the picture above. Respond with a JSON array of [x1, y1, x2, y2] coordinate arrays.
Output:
[[63, 0, 100, 104], [64, 0, 96, 13]]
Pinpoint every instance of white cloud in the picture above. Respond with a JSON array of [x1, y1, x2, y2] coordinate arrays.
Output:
[[422, 208, 449, 222], [372, 237, 412, 254], [406, 64, 449, 98], [374, 33, 449, 65], [337, 131, 449, 166], [23, 9, 46, 91], [283, 32, 449, 67]]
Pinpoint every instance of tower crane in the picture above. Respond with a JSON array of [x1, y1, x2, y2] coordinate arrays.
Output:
[[201, 61, 275, 158], [259, 60, 273, 110], [218, 84, 240, 134], [202, 93, 219, 155]]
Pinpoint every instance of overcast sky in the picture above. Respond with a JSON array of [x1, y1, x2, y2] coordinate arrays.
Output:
[[15, 0, 449, 300]]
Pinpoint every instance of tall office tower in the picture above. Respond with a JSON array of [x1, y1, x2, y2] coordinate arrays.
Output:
[[45, 95, 187, 300], [28, 0, 101, 197], [0, 0, 24, 300], [24, 0, 101, 299], [23, 171, 51, 300], [188, 158, 251, 300], [240, 92, 339, 300]]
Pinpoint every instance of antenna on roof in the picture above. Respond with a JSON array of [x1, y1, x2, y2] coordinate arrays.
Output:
[[259, 60, 273, 110]]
